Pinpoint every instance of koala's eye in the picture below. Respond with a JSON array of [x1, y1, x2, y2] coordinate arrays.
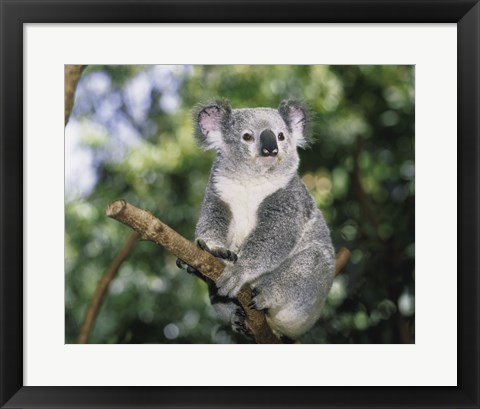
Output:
[[278, 132, 285, 141], [242, 132, 254, 142]]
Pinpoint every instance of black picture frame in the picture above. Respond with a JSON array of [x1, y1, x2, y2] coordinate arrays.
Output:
[[1, 1, 479, 408]]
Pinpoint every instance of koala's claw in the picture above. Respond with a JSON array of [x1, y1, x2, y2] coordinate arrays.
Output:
[[196, 239, 238, 263], [176, 258, 198, 275], [248, 298, 268, 313], [248, 287, 269, 312], [216, 249, 238, 263], [196, 238, 210, 252], [176, 258, 188, 270], [235, 307, 246, 318], [233, 320, 249, 335], [232, 307, 250, 335]]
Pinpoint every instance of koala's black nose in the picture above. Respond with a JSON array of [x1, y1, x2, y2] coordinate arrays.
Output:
[[260, 129, 278, 157]]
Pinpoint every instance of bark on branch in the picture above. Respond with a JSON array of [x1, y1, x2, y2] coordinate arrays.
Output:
[[65, 65, 86, 125], [103, 199, 350, 344]]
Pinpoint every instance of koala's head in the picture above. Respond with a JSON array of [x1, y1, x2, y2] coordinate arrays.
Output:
[[195, 99, 310, 178]]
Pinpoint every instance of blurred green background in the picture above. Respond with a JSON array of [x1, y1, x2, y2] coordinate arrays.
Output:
[[65, 65, 415, 344]]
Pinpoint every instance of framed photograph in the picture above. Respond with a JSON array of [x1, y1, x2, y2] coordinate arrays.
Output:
[[65, 63, 416, 347], [1, 1, 478, 408]]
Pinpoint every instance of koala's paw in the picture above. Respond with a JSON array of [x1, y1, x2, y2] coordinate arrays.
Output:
[[176, 258, 199, 275], [247, 287, 270, 313], [216, 265, 247, 298], [231, 307, 250, 335], [196, 239, 238, 263]]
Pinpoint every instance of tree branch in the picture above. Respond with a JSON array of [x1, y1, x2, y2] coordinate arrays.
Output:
[[65, 65, 86, 126], [77, 231, 139, 344], [335, 247, 351, 275]]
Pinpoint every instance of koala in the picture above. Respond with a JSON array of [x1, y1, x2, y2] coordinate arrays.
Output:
[[177, 99, 335, 340]]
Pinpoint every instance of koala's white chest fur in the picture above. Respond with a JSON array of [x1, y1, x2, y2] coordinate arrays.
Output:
[[213, 174, 291, 252]]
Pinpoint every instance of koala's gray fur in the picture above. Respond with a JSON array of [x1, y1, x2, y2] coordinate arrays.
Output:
[[179, 99, 335, 340]]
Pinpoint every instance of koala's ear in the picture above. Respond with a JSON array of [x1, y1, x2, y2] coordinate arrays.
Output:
[[194, 99, 232, 151], [278, 100, 311, 148]]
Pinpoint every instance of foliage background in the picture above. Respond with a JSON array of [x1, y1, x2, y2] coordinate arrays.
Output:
[[65, 65, 415, 344]]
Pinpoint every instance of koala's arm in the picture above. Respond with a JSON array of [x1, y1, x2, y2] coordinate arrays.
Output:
[[195, 182, 231, 249], [239, 189, 304, 270], [216, 182, 307, 297], [239, 187, 304, 271]]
